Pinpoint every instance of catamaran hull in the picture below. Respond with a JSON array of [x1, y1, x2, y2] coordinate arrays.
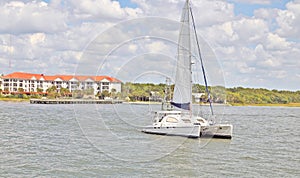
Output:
[[142, 124, 232, 139], [200, 124, 233, 139], [142, 126, 201, 138]]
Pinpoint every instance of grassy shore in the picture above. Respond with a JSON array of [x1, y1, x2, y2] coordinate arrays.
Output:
[[230, 103, 300, 107], [126, 101, 300, 107], [0, 97, 30, 102]]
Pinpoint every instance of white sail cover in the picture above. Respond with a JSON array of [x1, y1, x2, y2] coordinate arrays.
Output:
[[171, 0, 192, 110]]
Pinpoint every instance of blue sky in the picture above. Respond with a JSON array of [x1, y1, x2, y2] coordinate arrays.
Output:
[[115, 0, 138, 8], [42, 0, 138, 8], [229, 0, 290, 16]]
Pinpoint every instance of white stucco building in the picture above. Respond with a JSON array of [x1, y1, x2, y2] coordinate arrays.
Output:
[[0, 72, 122, 95]]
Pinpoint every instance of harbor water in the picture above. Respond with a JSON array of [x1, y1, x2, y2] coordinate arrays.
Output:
[[0, 102, 299, 177]]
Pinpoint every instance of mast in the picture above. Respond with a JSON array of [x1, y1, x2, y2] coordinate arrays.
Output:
[[189, 3, 214, 115], [162, 77, 173, 111], [187, 0, 193, 114]]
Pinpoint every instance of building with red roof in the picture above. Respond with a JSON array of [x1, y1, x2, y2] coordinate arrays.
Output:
[[0, 72, 122, 95]]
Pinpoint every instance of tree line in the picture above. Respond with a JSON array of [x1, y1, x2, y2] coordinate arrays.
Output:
[[1, 82, 299, 104], [122, 83, 300, 104]]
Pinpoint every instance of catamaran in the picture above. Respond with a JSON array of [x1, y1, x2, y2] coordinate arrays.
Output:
[[142, 0, 233, 139]]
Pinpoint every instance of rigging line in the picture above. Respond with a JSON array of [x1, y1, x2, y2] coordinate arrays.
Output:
[[9, 34, 12, 68], [189, 5, 214, 116]]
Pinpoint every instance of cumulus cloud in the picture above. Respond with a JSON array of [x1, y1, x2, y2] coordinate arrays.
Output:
[[68, 0, 142, 22], [234, 18, 268, 43], [0, 0, 299, 90], [276, 0, 300, 39], [29, 33, 46, 45], [265, 33, 291, 50], [0, 1, 67, 34]]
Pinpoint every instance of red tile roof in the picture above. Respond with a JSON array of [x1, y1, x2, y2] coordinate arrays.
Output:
[[2, 72, 121, 83], [3, 72, 45, 80]]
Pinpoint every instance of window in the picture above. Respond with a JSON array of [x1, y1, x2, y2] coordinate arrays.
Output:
[[166, 117, 178, 123], [182, 119, 191, 123]]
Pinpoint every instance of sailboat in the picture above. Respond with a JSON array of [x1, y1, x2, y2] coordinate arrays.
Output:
[[141, 0, 233, 139]]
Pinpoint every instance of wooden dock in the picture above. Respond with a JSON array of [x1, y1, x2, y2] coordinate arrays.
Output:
[[30, 99, 123, 104]]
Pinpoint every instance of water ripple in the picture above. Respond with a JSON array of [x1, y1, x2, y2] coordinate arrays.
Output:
[[0, 102, 299, 177]]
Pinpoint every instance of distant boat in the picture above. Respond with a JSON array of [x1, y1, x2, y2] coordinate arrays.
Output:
[[142, 0, 233, 139]]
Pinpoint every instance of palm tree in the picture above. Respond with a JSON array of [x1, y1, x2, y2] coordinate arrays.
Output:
[[60, 87, 70, 98], [111, 88, 116, 99], [46, 86, 58, 98]]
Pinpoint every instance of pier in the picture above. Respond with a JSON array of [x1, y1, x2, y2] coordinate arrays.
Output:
[[30, 99, 123, 104]]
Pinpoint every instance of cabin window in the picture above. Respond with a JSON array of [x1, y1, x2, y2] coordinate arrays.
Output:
[[197, 119, 205, 124], [166, 117, 178, 123], [182, 119, 191, 123]]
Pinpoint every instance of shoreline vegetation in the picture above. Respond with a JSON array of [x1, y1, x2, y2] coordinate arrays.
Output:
[[1, 83, 299, 107], [229, 102, 300, 107], [1, 97, 299, 107], [124, 101, 300, 107], [0, 97, 30, 102]]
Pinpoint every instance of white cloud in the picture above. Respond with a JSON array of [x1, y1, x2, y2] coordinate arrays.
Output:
[[132, 0, 234, 26], [1, 45, 14, 54], [0, 1, 67, 34], [268, 70, 287, 79], [276, 0, 300, 39], [232, 18, 269, 43], [145, 41, 169, 53], [0, 0, 299, 90], [68, 0, 142, 22], [254, 8, 278, 20], [265, 33, 291, 50], [29, 33, 45, 45], [236, 62, 255, 73], [128, 44, 138, 53]]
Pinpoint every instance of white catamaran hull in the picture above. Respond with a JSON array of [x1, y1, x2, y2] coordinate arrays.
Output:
[[142, 124, 232, 139], [142, 125, 201, 138], [200, 124, 232, 139]]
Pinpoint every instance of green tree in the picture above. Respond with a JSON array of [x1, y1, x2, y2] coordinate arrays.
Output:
[[99, 90, 110, 99], [36, 88, 43, 93], [111, 88, 117, 99], [46, 86, 58, 98], [18, 88, 24, 92], [60, 87, 70, 98]]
